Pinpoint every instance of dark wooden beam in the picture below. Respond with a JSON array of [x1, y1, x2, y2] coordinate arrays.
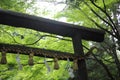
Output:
[[72, 34, 88, 80], [0, 9, 105, 42], [0, 43, 83, 61]]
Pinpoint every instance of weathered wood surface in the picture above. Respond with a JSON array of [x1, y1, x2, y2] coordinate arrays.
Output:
[[0, 9, 105, 42], [0, 43, 83, 61], [72, 34, 88, 80]]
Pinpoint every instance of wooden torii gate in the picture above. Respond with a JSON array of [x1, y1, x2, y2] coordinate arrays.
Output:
[[0, 9, 105, 80]]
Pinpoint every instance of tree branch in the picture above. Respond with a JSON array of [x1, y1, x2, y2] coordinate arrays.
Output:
[[74, 5, 117, 38], [90, 18, 117, 38], [84, 1, 117, 34], [90, 0, 119, 38], [102, 0, 106, 11], [1, 28, 71, 45], [111, 36, 120, 77], [92, 53, 115, 80], [1, 28, 20, 44], [84, 45, 115, 80]]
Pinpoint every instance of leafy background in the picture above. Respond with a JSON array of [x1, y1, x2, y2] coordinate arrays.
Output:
[[0, 0, 120, 80]]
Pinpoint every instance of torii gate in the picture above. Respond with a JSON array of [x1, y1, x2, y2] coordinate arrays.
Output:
[[0, 9, 105, 80]]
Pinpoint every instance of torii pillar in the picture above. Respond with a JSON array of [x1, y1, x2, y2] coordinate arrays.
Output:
[[72, 33, 88, 80]]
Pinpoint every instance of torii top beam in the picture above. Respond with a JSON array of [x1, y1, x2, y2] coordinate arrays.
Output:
[[0, 9, 105, 42]]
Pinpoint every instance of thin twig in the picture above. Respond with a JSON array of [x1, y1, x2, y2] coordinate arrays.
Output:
[[74, 5, 117, 38], [1, 28, 20, 44], [1, 28, 72, 45], [90, 0, 119, 37], [92, 52, 115, 80], [102, 0, 106, 11], [84, 1, 117, 34]]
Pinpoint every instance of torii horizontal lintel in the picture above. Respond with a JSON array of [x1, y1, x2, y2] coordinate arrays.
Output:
[[0, 43, 84, 61], [0, 9, 105, 42]]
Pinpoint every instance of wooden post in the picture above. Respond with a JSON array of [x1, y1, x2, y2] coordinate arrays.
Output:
[[72, 33, 88, 80]]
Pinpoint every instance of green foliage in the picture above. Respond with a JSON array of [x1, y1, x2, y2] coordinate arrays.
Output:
[[0, 0, 120, 80], [56, 0, 120, 80], [0, 53, 71, 80], [0, 0, 35, 12], [0, 0, 71, 80]]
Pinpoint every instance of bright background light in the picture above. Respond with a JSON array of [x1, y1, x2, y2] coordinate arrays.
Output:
[[27, 0, 66, 20]]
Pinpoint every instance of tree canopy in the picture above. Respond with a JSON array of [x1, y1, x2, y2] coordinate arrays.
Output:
[[0, 0, 120, 80]]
